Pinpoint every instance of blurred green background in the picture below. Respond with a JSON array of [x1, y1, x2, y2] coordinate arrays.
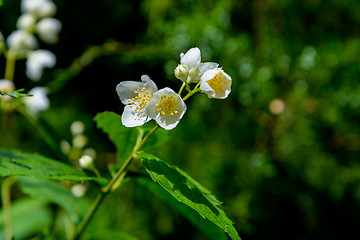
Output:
[[1, 0, 360, 239]]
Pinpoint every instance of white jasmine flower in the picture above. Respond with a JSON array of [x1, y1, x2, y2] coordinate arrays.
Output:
[[200, 68, 232, 99], [16, 14, 37, 31], [71, 184, 86, 198], [0, 79, 15, 101], [26, 49, 56, 81], [78, 155, 93, 169], [146, 87, 186, 130], [36, 18, 62, 44], [116, 75, 158, 127], [21, 0, 56, 18], [6, 30, 38, 51], [176, 47, 218, 83], [23, 87, 49, 114]]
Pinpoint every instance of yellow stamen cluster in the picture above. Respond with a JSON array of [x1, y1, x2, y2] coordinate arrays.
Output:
[[207, 72, 227, 92], [156, 95, 179, 116], [127, 87, 152, 113]]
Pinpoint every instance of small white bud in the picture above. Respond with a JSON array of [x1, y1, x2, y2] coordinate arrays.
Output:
[[70, 121, 85, 135], [6, 30, 38, 50], [71, 184, 86, 198], [174, 64, 189, 82], [60, 140, 71, 154], [72, 134, 88, 148], [17, 14, 36, 31], [78, 155, 93, 169], [83, 148, 97, 159], [36, 18, 62, 44]]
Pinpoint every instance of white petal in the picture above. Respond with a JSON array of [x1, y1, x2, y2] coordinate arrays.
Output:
[[198, 62, 219, 76], [23, 87, 49, 115], [116, 75, 157, 105], [26, 50, 56, 81], [121, 105, 150, 127], [180, 47, 201, 69], [116, 81, 145, 104], [141, 75, 158, 93]]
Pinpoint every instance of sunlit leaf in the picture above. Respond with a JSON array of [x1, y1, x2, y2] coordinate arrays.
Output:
[[94, 111, 138, 167], [140, 152, 241, 240], [134, 176, 227, 240], [0, 198, 52, 240], [0, 148, 96, 181]]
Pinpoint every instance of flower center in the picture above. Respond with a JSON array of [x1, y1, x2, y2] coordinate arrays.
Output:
[[207, 72, 227, 92], [127, 87, 152, 113], [156, 95, 179, 116]]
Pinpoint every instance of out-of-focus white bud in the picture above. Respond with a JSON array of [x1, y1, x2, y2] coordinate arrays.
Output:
[[17, 14, 37, 32], [73, 134, 88, 148], [71, 184, 86, 198], [26, 49, 56, 81], [83, 148, 97, 159], [70, 121, 85, 135], [21, 0, 56, 18], [78, 155, 94, 169], [23, 87, 49, 115], [174, 64, 189, 82], [60, 140, 71, 154], [6, 30, 38, 51], [36, 18, 62, 44]]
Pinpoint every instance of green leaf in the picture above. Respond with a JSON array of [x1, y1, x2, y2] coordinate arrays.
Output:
[[134, 176, 227, 240], [16, 176, 90, 224], [0, 89, 32, 98], [84, 230, 138, 240], [94, 111, 138, 167], [0, 148, 96, 181], [140, 152, 241, 240], [0, 198, 52, 240]]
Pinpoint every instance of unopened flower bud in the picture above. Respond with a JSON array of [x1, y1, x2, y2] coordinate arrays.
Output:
[[72, 134, 88, 148], [188, 67, 200, 83], [17, 14, 36, 31], [70, 121, 85, 135], [71, 184, 86, 198], [78, 155, 93, 169], [174, 64, 189, 82]]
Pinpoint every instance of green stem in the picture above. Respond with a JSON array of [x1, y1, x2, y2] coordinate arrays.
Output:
[[73, 124, 159, 240], [4, 50, 16, 81], [1, 177, 15, 240], [182, 82, 201, 101], [178, 82, 186, 96]]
